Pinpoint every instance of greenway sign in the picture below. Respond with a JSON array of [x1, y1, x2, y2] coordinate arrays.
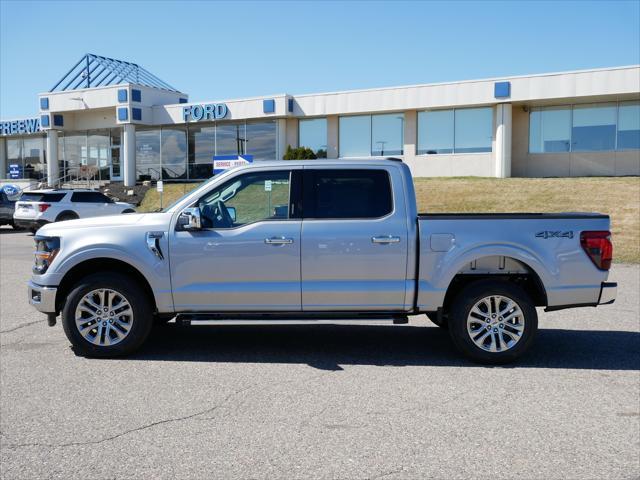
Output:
[[182, 103, 228, 122], [1, 118, 41, 136]]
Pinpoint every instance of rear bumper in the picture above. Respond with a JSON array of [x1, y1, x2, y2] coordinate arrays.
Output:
[[14, 219, 48, 231], [598, 282, 617, 305], [545, 281, 616, 312], [28, 281, 57, 314]]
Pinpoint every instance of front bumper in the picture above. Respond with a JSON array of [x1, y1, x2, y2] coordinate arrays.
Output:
[[28, 280, 57, 314], [598, 282, 617, 305]]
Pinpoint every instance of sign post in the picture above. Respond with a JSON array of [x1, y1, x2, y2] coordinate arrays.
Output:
[[157, 180, 164, 209], [264, 180, 272, 217]]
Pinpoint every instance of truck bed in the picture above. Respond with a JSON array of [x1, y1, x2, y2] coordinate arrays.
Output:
[[415, 212, 612, 311]]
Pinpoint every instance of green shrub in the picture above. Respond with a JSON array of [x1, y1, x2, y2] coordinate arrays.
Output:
[[282, 145, 318, 160]]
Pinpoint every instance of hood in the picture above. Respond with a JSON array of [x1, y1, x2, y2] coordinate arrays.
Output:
[[37, 212, 171, 235]]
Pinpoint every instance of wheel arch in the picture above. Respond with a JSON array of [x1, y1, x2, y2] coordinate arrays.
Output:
[[55, 258, 157, 314], [441, 254, 548, 314], [55, 210, 79, 222]]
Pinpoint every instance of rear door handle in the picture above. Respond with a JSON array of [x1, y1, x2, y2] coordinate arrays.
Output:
[[372, 235, 401, 244], [265, 236, 294, 245]]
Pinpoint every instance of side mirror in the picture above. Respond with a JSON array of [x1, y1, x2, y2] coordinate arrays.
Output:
[[226, 206, 236, 223], [178, 207, 202, 230]]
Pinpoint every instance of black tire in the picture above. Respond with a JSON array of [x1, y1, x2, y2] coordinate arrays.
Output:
[[10, 222, 23, 231], [448, 279, 538, 364], [56, 212, 78, 222], [426, 311, 448, 329], [122, 209, 136, 214], [61, 272, 153, 357]]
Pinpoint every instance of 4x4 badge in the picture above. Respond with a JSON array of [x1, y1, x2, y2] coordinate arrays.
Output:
[[535, 231, 574, 239]]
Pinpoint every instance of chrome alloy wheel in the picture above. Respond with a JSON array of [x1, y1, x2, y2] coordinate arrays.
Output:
[[466, 295, 525, 353], [74, 289, 134, 346]]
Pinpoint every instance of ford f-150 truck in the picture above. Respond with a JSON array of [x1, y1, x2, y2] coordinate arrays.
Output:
[[27, 159, 616, 363]]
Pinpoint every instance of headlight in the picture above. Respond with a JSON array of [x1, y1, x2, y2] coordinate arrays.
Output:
[[33, 236, 60, 274]]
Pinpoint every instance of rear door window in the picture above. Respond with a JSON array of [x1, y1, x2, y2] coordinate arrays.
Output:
[[304, 169, 393, 219], [71, 192, 111, 203]]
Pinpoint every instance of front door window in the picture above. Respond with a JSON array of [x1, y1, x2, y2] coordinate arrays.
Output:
[[198, 170, 291, 229]]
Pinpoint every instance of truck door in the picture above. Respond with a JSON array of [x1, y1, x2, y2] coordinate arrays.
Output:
[[170, 168, 302, 312], [300, 168, 409, 311]]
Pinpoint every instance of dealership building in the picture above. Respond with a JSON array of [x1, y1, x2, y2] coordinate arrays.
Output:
[[0, 54, 638, 187]]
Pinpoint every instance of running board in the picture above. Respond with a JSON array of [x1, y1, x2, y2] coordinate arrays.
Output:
[[175, 313, 409, 326]]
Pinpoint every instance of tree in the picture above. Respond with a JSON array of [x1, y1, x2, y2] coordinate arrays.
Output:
[[282, 145, 318, 160]]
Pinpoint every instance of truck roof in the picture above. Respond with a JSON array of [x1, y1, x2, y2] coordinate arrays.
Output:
[[238, 158, 404, 168]]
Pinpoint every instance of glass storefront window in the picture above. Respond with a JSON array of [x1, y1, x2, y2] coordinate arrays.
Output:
[[572, 103, 617, 152], [188, 124, 215, 179], [529, 106, 571, 153], [6, 139, 22, 177], [371, 113, 404, 156], [4, 137, 47, 180], [418, 110, 454, 154], [299, 118, 328, 157], [63, 132, 87, 180], [339, 115, 370, 157], [161, 127, 187, 179], [418, 107, 492, 154], [88, 131, 110, 180], [617, 101, 640, 150], [454, 107, 493, 153], [246, 121, 277, 161], [216, 123, 246, 157], [136, 129, 161, 180], [23, 137, 46, 180]]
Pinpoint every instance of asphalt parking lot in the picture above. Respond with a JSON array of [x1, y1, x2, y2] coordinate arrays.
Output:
[[0, 227, 638, 480]]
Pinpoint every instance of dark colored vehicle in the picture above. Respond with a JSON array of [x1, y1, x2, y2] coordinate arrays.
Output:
[[0, 189, 21, 229]]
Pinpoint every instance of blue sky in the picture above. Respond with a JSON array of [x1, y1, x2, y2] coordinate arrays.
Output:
[[1, 0, 639, 119]]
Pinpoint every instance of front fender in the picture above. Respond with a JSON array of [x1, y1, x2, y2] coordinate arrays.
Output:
[[34, 241, 173, 313]]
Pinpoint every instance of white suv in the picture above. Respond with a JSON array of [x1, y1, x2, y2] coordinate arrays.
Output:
[[13, 189, 136, 232]]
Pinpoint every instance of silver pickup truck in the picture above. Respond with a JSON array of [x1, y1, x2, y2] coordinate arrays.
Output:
[[27, 159, 616, 363]]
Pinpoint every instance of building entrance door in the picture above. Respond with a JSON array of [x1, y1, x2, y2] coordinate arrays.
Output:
[[110, 146, 122, 181]]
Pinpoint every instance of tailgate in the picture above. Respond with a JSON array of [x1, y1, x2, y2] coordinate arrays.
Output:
[[14, 202, 38, 218]]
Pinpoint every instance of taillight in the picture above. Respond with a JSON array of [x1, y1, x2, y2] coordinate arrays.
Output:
[[580, 231, 613, 270], [38, 203, 51, 213]]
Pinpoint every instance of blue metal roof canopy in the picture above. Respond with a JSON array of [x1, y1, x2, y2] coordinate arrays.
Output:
[[49, 53, 179, 92]]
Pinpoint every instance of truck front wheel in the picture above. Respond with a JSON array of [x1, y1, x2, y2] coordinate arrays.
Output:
[[61, 272, 153, 357], [448, 279, 538, 364]]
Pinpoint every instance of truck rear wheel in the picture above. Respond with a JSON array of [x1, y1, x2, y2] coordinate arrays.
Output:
[[448, 279, 537, 364], [61, 272, 153, 357]]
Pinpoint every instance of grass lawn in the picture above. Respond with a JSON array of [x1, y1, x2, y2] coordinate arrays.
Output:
[[138, 183, 201, 213], [139, 177, 640, 263]]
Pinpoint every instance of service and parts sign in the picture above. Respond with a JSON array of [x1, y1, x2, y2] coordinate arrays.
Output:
[[212, 155, 253, 175]]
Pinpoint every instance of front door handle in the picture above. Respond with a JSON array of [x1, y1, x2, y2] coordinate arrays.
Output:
[[265, 236, 294, 245], [372, 235, 401, 244]]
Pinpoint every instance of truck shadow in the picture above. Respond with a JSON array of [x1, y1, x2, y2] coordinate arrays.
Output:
[[128, 324, 640, 371]]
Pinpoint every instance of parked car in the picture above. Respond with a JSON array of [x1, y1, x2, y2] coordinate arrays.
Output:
[[26, 160, 616, 363], [0, 187, 21, 229], [13, 189, 136, 232]]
